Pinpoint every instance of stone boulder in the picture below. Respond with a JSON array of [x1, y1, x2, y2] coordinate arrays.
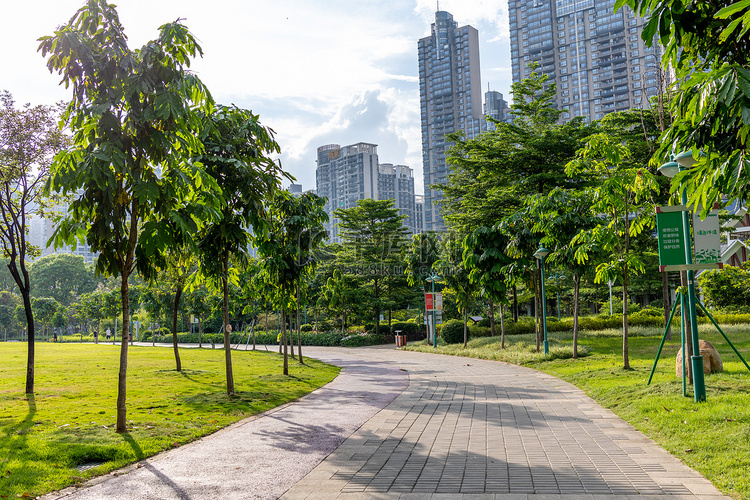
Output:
[[676, 339, 723, 376]]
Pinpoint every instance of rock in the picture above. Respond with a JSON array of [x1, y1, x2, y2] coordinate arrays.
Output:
[[676, 339, 723, 376]]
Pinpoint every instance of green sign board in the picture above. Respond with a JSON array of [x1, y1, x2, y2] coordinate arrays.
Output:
[[656, 211, 686, 266]]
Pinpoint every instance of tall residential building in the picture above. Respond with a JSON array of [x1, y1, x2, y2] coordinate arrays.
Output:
[[414, 194, 425, 234], [316, 142, 380, 242], [315, 143, 420, 242], [418, 10, 486, 233], [378, 163, 418, 235], [484, 89, 509, 128], [509, 0, 666, 121]]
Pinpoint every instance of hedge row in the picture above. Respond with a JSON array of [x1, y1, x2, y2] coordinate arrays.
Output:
[[143, 330, 389, 347]]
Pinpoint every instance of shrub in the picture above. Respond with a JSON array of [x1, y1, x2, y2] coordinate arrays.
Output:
[[469, 325, 491, 338], [391, 321, 408, 334], [478, 317, 491, 328], [340, 333, 387, 347], [300, 324, 313, 332], [400, 322, 420, 335], [378, 324, 391, 335], [441, 319, 467, 344]]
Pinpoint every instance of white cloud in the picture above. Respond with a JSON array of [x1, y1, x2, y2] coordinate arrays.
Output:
[[1, 0, 512, 198]]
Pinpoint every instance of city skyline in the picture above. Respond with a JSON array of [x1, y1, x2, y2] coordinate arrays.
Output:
[[0, 0, 514, 197]]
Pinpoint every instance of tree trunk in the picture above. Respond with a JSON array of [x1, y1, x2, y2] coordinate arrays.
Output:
[[573, 274, 581, 359], [512, 284, 519, 322], [222, 253, 235, 396], [198, 318, 203, 348], [282, 309, 288, 376], [171, 280, 183, 372], [7, 259, 35, 394], [116, 272, 131, 433], [662, 270, 672, 340], [488, 297, 496, 337], [21, 286, 35, 394], [288, 311, 294, 357], [374, 278, 380, 336]]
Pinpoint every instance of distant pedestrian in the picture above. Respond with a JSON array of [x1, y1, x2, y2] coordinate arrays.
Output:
[[94, 329, 99, 344], [53, 331, 57, 342], [106, 328, 111, 341]]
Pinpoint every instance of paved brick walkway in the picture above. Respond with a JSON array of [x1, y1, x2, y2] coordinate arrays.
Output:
[[42, 344, 729, 499], [284, 346, 729, 499]]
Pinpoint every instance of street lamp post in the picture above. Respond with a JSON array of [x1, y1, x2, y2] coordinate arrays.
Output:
[[658, 153, 706, 402], [551, 272, 566, 321], [534, 245, 551, 355], [426, 274, 441, 349]]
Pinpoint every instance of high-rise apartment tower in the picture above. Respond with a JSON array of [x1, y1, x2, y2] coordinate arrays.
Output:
[[418, 10, 485, 233], [509, 0, 666, 121]]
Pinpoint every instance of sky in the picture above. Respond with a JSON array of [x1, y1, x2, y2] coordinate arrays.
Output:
[[1, 0, 512, 195]]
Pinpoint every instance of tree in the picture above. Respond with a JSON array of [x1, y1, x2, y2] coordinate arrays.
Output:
[[31, 296, 60, 340], [526, 188, 599, 357], [29, 253, 97, 305], [435, 232, 475, 348], [698, 263, 750, 312], [334, 199, 408, 336], [183, 281, 214, 347], [0, 291, 21, 340], [41, 1, 217, 432], [192, 104, 285, 394], [441, 65, 592, 234], [462, 225, 513, 347], [258, 191, 328, 371], [0, 91, 68, 394], [566, 133, 659, 369], [618, 0, 750, 209]]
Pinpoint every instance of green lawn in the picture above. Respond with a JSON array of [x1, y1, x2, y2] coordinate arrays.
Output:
[[0, 343, 339, 498], [407, 323, 750, 499]]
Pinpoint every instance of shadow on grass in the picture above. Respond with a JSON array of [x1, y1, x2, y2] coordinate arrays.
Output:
[[120, 432, 145, 460]]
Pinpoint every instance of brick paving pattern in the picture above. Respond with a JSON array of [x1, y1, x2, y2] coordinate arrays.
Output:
[[284, 347, 729, 499]]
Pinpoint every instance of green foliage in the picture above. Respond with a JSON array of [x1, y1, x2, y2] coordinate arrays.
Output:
[[0, 343, 338, 498], [340, 333, 387, 347], [698, 265, 750, 312], [332, 199, 409, 333], [617, 0, 750, 208], [300, 324, 313, 332], [28, 254, 97, 306], [440, 319, 467, 344]]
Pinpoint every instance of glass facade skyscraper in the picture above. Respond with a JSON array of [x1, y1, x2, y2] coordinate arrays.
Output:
[[418, 10, 485, 233], [509, 0, 667, 121]]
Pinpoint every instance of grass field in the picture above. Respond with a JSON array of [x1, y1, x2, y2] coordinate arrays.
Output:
[[407, 323, 750, 499], [0, 343, 339, 498]]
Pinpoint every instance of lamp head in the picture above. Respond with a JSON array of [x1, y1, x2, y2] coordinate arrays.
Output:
[[534, 245, 550, 260], [658, 161, 680, 178], [674, 150, 696, 168]]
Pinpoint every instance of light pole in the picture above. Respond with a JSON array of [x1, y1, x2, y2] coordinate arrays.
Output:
[[426, 274, 441, 348], [658, 153, 706, 402], [608, 280, 614, 315], [534, 245, 550, 355], [551, 272, 566, 321]]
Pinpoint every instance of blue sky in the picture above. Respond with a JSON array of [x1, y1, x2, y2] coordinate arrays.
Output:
[[1, 0, 512, 194]]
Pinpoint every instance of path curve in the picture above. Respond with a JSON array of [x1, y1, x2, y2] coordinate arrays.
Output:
[[43, 345, 729, 499]]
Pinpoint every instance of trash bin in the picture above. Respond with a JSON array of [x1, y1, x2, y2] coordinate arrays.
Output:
[[395, 330, 405, 347]]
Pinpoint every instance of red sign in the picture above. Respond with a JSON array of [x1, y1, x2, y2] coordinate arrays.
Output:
[[425, 293, 443, 311]]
